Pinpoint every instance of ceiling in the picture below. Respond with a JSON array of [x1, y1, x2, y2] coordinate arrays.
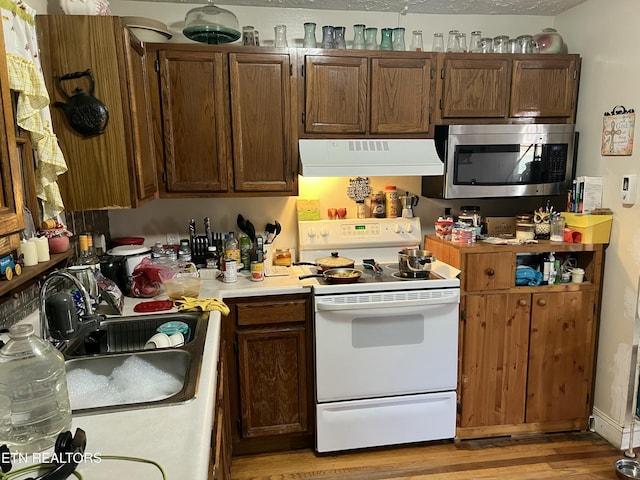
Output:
[[172, 0, 589, 15]]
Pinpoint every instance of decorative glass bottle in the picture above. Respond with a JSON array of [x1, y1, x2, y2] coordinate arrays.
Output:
[[380, 28, 393, 50], [321, 25, 334, 48], [392, 27, 406, 51], [364, 27, 378, 50], [303, 22, 317, 47], [352, 24, 366, 50], [333, 26, 346, 49]]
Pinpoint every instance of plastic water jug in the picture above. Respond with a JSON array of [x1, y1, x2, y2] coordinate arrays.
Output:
[[0, 324, 71, 453]]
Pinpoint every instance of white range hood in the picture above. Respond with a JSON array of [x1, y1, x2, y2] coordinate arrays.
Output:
[[298, 139, 443, 177]]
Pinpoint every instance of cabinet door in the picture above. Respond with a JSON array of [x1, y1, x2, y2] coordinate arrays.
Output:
[[303, 55, 368, 133], [371, 57, 433, 134], [237, 327, 308, 438], [229, 53, 295, 193], [158, 50, 230, 193], [510, 57, 579, 120], [124, 30, 158, 206], [460, 293, 530, 428], [36, 15, 135, 210], [0, 22, 23, 243], [526, 290, 596, 423], [441, 57, 510, 118]]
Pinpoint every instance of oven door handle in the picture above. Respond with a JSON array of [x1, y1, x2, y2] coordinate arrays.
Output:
[[315, 294, 459, 311]]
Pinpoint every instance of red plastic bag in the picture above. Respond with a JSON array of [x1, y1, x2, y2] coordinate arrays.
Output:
[[129, 257, 176, 297]]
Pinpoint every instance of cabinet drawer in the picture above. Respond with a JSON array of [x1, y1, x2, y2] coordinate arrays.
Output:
[[236, 298, 307, 326], [464, 253, 512, 291]]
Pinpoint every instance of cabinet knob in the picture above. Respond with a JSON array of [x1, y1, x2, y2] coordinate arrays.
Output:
[[519, 299, 527, 306], [485, 268, 495, 276], [537, 298, 547, 306]]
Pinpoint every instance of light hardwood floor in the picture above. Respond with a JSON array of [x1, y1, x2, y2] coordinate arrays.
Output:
[[231, 431, 628, 479]]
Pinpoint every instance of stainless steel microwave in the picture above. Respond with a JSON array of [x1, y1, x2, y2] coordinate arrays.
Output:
[[421, 124, 578, 199]]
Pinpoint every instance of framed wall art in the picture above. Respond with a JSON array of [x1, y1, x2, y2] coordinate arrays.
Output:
[[601, 105, 635, 156]]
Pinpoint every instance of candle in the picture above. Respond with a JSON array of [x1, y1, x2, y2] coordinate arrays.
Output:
[[19, 239, 38, 267], [35, 236, 50, 262]]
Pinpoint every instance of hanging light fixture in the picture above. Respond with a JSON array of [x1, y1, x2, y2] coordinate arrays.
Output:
[[183, 1, 240, 45]]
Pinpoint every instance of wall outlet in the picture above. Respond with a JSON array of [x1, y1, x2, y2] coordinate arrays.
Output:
[[166, 232, 180, 246]]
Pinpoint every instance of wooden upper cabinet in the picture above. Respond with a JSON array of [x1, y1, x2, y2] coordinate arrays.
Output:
[[157, 49, 231, 193], [510, 57, 579, 120], [303, 55, 368, 134], [301, 52, 435, 137], [371, 57, 432, 134], [0, 20, 24, 249], [229, 52, 296, 193], [36, 15, 157, 210], [439, 53, 581, 123], [441, 56, 511, 119], [124, 31, 158, 205]]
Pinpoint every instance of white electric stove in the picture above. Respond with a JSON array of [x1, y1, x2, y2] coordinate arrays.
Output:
[[298, 218, 460, 453]]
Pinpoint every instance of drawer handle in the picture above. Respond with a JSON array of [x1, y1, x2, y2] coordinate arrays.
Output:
[[537, 298, 546, 306], [519, 299, 527, 306], [485, 268, 495, 276]]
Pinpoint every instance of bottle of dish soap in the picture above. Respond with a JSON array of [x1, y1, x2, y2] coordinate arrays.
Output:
[[0, 324, 71, 453]]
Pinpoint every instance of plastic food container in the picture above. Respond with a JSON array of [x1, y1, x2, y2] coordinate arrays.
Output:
[[162, 276, 202, 300]]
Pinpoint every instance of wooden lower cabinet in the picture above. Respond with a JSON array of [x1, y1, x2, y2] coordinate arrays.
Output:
[[223, 293, 314, 455], [425, 235, 604, 439]]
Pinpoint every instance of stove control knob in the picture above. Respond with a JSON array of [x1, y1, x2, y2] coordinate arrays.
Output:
[[320, 227, 329, 237], [394, 223, 403, 234], [307, 228, 317, 238], [405, 223, 414, 233]]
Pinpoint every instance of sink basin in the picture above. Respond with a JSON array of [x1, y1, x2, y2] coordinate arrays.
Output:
[[62, 312, 202, 356], [61, 312, 209, 415]]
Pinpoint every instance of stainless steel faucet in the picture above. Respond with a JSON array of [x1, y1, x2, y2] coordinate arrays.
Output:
[[39, 269, 98, 346]]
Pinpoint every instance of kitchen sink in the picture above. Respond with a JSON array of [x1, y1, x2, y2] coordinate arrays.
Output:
[[61, 312, 209, 415]]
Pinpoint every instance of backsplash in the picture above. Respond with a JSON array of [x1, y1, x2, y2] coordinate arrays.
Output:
[[0, 283, 39, 330]]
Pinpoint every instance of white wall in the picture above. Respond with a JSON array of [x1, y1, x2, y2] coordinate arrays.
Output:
[[556, 0, 640, 449]]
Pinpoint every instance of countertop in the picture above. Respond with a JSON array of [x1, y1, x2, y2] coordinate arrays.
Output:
[[12, 269, 314, 479]]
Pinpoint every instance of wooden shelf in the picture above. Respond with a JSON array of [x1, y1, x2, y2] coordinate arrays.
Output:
[[0, 250, 73, 298]]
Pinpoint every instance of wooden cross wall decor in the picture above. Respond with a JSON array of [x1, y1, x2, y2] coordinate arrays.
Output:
[[601, 105, 635, 156]]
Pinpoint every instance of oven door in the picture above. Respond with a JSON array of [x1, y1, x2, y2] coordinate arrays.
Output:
[[314, 289, 459, 403]]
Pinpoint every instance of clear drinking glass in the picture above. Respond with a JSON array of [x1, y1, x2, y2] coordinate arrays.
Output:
[[365, 27, 378, 50], [242, 25, 256, 46], [352, 24, 366, 50], [303, 22, 317, 48], [410, 30, 424, 51], [274, 24, 288, 47], [380, 28, 393, 50], [446, 30, 460, 52], [432, 32, 444, 52], [479, 37, 493, 53], [321, 25, 334, 48], [392, 27, 406, 51], [493, 35, 509, 53], [457, 32, 467, 52], [469, 31, 481, 52], [333, 26, 346, 49]]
